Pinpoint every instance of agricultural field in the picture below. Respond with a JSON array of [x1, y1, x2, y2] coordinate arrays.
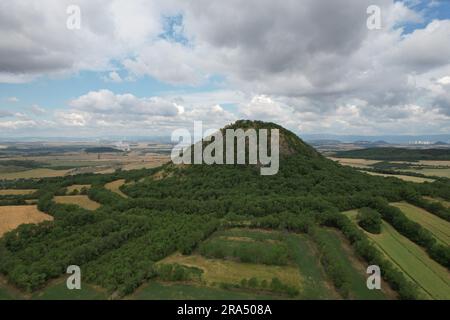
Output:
[[391, 202, 450, 246], [0, 205, 53, 237], [0, 189, 37, 196], [104, 179, 128, 198], [328, 157, 380, 169], [0, 168, 70, 180], [359, 171, 435, 183], [312, 228, 392, 300], [53, 195, 101, 210], [405, 168, 450, 179], [345, 211, 450, 300], [66, 184, 91, 194], [131, 281, 278, 300], [418, 160, 450, 166], [0, 145, 170, 181], [423, 197, 450, 209], [31, 279, 107, 300], [330, 154, 450, 179]]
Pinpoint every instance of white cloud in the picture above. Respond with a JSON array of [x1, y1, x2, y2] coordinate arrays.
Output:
[[103, 71, 123, 83], [69, 89, 181, 116], [1, 0, 449, 135], [0, 120, 37, 129], [30, 104, 47, 115], [6, 97, 19, 103]]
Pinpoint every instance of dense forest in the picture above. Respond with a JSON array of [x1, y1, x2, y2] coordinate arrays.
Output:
[[0, 120, 449, 299]]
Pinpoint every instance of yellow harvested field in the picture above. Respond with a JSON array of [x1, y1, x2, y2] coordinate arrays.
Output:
[[66, 184, 91, 193], [417, 160, 450, 167], [53, 195, 101, 210], [405, 168, 450, 179], [328, 157, 380, 168], [0, 168, 70, 180], [0, 189, 37, 195], [105, 179, 128, 198], [360, 171, 434, 183], [122, 158, 169, 171], [158, 253, 303, 289], [0, 205, 53, 237]]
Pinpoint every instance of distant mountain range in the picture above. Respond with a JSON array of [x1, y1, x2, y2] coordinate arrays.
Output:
[[302, 134, 450, 144], [1, 133, 450, 145]]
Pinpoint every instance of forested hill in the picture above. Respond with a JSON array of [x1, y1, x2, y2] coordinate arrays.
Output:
[[1, 120, 449, 299], [124, 120, 450, 202], [334, 147, 450, 161], [221, 120, 321, 159]]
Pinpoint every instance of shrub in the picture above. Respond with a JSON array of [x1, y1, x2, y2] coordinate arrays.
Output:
[[357, 207, 382, 234]]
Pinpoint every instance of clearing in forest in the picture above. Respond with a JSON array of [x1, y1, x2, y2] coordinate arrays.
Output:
[[66, 184, 91, 194], [158, 253, 303, 291], [0, 189, 36, 196], [0, 205, 53, 237], [53, 195, 101, 210], [104, 179, 128, 198]]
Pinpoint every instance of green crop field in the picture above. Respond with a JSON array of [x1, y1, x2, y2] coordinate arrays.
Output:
[[423, 197, 450, 209], [405, 168, 450, 179], [313, 228, 389, 300], [131, 281, 278, 300], [282, 233, 339, 299], [391, 202, 450, 246], [345, 212, 450, 300], [31, 280, 107, 300]]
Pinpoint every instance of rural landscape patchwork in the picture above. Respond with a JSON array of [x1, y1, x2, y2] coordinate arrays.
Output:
[[1, 1, 450, 303]]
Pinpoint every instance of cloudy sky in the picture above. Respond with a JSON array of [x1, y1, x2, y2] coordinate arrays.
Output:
[[0, 0, 450, 137]]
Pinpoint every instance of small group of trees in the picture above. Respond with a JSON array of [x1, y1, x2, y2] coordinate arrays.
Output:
[[357, 207, 382, 234], [198, 238, 290, 266], [155, 263, 203, 282]]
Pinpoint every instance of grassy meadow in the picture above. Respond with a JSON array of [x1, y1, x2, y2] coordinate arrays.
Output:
[[104, 179, 128, 198], [391, 202, 450, 246], [53, 195, 101, 210]]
